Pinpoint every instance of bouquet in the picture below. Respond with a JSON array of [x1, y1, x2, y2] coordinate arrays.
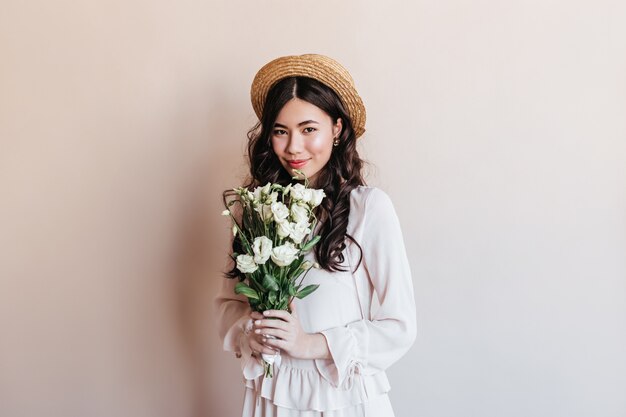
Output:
[[222, 171, 325, 377]]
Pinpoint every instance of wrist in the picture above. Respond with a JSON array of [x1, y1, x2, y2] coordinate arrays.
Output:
[[304, 332, 331, 360]]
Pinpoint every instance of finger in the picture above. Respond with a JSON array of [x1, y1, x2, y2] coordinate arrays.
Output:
[[263, 337, 287, 350], [289, 300, 297, 318], [255, 319, 288, 330], [262, 310, 293, 321], [249, 340, 262, 355], [259, 344, 277, 355], [249, 337, 265, 350], [250, 311, 264, 320], [250, 339, 276, 355], [252, 333, 266, 345], [259, 328, 289, 339]]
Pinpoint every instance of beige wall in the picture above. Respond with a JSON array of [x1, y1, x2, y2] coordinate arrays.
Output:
[[1, 1, 625, 416]]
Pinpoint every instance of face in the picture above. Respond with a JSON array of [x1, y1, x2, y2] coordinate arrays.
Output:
[[271, 98, 342, 183]]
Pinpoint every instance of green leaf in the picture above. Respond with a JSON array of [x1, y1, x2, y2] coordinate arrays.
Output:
[[295, 284, 319, 299], [268, 291, 277, 304], [300, 235, 321, 252], [234, 282, 260, 300], [288, 282, 296, 296], [288, 258, 303, 275], [262, 274, 279, 291]]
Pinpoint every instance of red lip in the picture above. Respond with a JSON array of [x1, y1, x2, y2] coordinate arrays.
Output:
[[288, 159, 309, 168]]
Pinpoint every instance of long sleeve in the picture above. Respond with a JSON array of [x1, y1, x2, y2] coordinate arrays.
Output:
[[214, 274, 264, 380], [315, 187, 417, 389]]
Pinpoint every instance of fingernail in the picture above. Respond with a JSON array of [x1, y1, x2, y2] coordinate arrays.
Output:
[[263, 311, 269, 316], [255, 329, 261, 334], [255, 320, 261, 325]]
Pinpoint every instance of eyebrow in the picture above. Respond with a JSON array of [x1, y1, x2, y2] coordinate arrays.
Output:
[[273, 120, 319, 128]]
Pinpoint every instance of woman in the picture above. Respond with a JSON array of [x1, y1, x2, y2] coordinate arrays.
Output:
[[215, 54, 416, 417]]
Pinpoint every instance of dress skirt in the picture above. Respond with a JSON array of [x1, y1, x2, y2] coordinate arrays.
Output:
[[241, 387, 395, 417]]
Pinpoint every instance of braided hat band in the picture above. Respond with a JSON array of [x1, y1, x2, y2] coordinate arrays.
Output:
[[250, 54, 366, 138]]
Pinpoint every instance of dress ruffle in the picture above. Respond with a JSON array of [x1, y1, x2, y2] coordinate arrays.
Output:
[[244, 355, 390, 412]]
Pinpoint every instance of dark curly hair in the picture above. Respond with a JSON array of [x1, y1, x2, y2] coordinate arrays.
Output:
[[225, 76, 366, 277]]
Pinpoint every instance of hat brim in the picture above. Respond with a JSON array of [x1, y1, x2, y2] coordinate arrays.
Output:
[[250, 54, 366, 139]]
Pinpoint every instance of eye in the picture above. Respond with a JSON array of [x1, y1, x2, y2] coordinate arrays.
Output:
[[273, 129, 287, 136], [303, 127, 316, 133]]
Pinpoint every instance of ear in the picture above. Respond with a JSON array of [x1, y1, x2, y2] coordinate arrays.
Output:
[[333, 117, 343, 138]]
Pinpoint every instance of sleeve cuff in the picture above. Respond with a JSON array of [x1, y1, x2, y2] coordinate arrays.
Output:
[[315, 321, 368, 390]]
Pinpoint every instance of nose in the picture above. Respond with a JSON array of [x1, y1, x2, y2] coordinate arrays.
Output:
[[286, 132, 304, 155]]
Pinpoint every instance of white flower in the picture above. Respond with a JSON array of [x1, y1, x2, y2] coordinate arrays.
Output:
[[289, 221, 311, 244], [269, 191, 279, 203], [236, 254, 258, 273], [270, 202, 289, 223], [255, 203, 273, 222], [271, 242, 299, 267], [253, 183, 272, 202], [252, 236, 272, 264], [290, 203, 309, 224], [234, 187, 248, 199], [301, 260, 313, 270], [302, 189, 313, 204], [262, 349, 280, 371], [276, 220, 292, 238], [309, 189, 325, 207], [252, 187, 263, 202], [290, 183, 307, 201], [221, 209, 230, 216]]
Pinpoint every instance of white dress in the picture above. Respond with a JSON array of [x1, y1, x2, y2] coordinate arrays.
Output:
[[215, 186, 417, 417]]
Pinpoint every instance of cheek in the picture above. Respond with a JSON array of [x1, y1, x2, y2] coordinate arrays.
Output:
[[270, 137, 282, 154], [307, 135, 333, 156]]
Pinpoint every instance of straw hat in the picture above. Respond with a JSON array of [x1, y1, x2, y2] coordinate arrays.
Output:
[[250, 54, 366, 138]]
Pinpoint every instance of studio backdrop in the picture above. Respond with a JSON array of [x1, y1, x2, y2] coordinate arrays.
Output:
[[1, 1, 625, 417]]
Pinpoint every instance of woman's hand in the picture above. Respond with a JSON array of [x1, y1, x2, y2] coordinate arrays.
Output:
[[247, 311, 278, 358], [253, 301, 331, 360]]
